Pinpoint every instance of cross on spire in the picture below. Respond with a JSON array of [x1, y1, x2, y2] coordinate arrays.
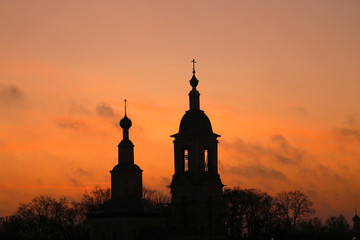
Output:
[[124, 99, 127, 115], [191, 59, 196, 73]]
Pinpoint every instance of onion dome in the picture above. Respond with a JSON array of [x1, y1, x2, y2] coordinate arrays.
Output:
[[120, 114, 132, 129], [190, 73, 199, 88]]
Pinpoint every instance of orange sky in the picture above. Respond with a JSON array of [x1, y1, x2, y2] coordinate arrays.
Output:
[[1, 0, 360, 222]]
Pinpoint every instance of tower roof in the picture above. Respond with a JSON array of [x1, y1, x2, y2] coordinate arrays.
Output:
[[175, 110, 219, 137], [171, 60, 219, 138]]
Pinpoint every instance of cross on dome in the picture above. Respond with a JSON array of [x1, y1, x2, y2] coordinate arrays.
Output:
[[191, 59, 196, 73]]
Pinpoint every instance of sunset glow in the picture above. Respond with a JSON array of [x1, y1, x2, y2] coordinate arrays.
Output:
[[1, 0, 360, 222]]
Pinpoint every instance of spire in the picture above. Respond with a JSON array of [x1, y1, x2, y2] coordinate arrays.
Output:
[[189, 59, 200, 110], [118, 99, 134, 164], [125, 98, 127, 115]]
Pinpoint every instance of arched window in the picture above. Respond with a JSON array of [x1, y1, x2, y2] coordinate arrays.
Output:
[[204, 149, 209, 172], [184, 149, 189, 172]]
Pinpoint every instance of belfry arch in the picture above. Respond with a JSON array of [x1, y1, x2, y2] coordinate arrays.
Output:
[[184, 148, 189, 172]]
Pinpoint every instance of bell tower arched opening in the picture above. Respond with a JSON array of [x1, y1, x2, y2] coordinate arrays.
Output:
[[184, 148, 189, 172], [204, 148, 209, 172]]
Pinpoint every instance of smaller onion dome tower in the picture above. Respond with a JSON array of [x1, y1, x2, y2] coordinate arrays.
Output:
[[111, 100, 142, 198], [88, 100, 159, 240], [169, 60, 226, 239]]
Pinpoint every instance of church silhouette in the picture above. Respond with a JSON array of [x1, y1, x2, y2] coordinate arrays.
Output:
[[89, 60, 226, 240]]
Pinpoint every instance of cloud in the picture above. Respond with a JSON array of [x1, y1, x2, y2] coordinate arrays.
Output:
[[316, 164, 345, 183], [307, 189, 318, 198], [220, 135, 307, 189], [270, 135, 303, 165], [67, 168, 93, 187], [219, 134, 323, 195], [225, 134, 303, 166], [334, 127, 360, 142], [227, 163, 287, 181], [96, 102, 114, 118], [70, 178, 80, 186], [74, 167, 92, 177], [299, 164, 345, 184], [0, 84, 25, 106], [69, 102, 91, 116], [347, 114, 360, 128], [56, 118, 87, 130], [333, 115, 360, 143], [290, 106, 309, 117]]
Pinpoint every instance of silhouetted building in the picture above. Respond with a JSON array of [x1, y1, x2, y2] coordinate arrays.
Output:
[[88, 103, 160, 240], [353, 210, 360, 239], [169, 61, 226, 239]]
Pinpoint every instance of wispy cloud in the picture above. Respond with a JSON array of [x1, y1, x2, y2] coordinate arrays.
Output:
[[270, 135, 303, 165], [289, 106, 309, 117], [56, 118, 87, 130], [335, 127, 360, 142], [96, 102, 114, 118], [227, 163, 287, 181], [74, 167, 92, 177], [69, 102, 91, 116], [334, 115, 360, 143], [0, 84, 25, 106], [220, 135, 308, 191], [347, 114, 360, 128], [224, 134, 304, 166]]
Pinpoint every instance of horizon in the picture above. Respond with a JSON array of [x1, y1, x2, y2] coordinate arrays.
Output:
[[1, 0, 360, 224]]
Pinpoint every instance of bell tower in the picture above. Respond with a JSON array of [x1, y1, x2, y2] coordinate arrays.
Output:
[[170, 60, 225, 239]]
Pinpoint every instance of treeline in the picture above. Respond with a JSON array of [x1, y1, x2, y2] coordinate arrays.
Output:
[[223, 188, 352, 240], [0, 187, 111, 240], [0, 187, 354, 240]]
